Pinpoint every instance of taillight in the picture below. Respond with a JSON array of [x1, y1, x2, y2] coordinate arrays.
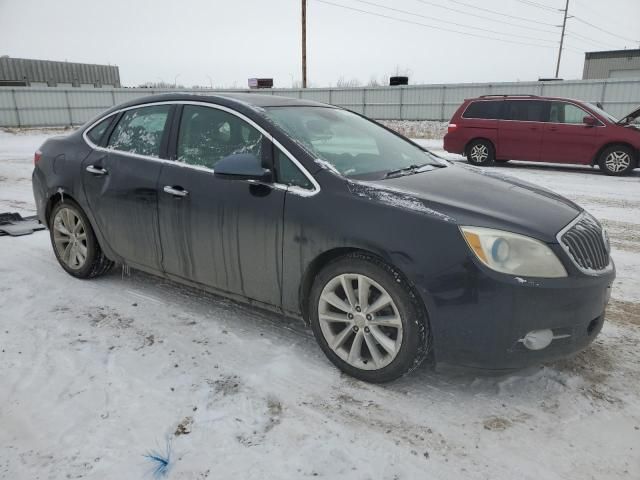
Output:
[[34, 150, 42, 165], [447, 123, 458, 134]]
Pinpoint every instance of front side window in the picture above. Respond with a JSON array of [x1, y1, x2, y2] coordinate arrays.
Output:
[[463, 101, 502, 119], [275, 149, 313, 189], [503, 100, 547, 122], [549, 102, 593, 124], [177, 105, 263, 169], [107, 105, 170, 157], [264, 107, 445, 179]]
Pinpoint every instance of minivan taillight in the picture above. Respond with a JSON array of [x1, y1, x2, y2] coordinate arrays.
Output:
[[447, 123, 458, 134], [34, 150, 42, 165]]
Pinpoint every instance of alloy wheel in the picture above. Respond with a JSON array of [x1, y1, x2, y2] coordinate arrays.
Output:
[[470, 144, 489, 163], [318, 273, 403, 370], [605, 151, 631, 173], [52, 207, 88, 269]]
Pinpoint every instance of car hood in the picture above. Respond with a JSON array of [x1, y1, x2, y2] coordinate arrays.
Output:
[[349, 164, 581, 243], [617, 105, 640, 125]]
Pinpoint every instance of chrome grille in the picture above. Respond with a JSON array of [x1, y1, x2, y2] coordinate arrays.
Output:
[[560, 214, 610, 273]]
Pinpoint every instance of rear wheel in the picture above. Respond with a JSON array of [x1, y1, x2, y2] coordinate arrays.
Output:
[[466, 139, 495, 166], [49, 200, 114, 279], [598, 145, 637, 176], [309, 253, 430, 383]]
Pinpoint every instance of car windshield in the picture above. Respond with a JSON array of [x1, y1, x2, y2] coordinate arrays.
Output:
[[585, 103, 618, 123], [264, 106, 445, 179]]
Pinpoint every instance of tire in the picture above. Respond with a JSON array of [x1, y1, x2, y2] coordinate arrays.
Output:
[[49, 199, 114, 279], [465, 139, 495, 166], [598, 145, 637, 176], [308, 252, 430, 383]]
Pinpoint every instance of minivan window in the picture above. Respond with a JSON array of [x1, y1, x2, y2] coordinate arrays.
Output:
[[503, 100, 547, 122], [86, 116, 113, 145], [176, 105, 263, 169], [462, 101, 503, 119], [549, 102, 593, 124], [107, 105, 170, 157]]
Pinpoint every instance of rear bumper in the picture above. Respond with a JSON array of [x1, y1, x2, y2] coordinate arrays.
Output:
[[422, 261, 615, 370], [443, 133, 465, 155]]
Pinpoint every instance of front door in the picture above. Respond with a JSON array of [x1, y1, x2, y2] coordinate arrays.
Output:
[[81, 104, 172, 270], [157, 104, 285, 306], [497, 99, 547, 161], [541, 101, 602, 164]]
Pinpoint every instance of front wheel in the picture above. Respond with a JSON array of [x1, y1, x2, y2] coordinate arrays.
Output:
[[49, 199, 114, 279], [309, 253, 430, 383], [598, 145, 637, 176], [465, 139, 495, 166]]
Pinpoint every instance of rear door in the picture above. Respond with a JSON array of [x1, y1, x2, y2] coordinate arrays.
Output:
[[497, 100, 547, 161], [81, 104, 172, 270], [540, 101, 603, 164], [157, 103, 286, 306]]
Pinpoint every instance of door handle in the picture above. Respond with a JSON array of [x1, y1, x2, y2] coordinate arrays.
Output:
[[163, 185, 189, 198], [85, 165, 108, 175]]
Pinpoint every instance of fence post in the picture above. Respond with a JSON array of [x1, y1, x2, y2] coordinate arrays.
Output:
[[440, 85, 446, 122], [328, 89, 333, 105], [362, 88, 367, 116], [11, 89, 21, 128], [110, 89, 116, 106], [399, 86, 404, 120], [600, 81, 608, 108], [64, 90, 73, 126]]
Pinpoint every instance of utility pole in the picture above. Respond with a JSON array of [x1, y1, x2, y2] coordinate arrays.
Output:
[[555, 0, 569, 78], [302, 0, 307, 88]]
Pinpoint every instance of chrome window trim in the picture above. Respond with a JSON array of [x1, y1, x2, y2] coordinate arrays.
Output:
[[82, 100, 321, 197], [556, 212, 613, 276]]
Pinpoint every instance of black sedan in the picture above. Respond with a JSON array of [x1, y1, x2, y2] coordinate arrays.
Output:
[[32, 93, 615, 382]]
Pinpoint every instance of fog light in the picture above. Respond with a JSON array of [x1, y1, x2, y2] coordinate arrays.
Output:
[[520, 329, 554, 351]]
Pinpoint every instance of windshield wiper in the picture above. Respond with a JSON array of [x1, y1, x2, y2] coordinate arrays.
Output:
[[384, 162, 441, 179]]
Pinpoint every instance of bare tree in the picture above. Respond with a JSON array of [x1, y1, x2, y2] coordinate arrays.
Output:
[[336, 76, 362, 87]]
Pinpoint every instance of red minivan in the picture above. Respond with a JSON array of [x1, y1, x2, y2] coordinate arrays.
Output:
[[443, 95, 640, 176]]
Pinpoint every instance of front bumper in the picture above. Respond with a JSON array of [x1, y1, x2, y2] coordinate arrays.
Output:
[[423, 260, 615, 370]]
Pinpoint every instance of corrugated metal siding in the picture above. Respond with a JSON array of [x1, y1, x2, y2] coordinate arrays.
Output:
[[0, 57, 120, 87], [583, 51, 640, 79], [1, 78, 639, 127]]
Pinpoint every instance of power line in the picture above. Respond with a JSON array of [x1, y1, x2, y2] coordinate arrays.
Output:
[[352, 0, 558, 43], [514, 0, 560, 13], [448, 0, 558, 27], [571, 16, 639, 45], [312, 0, 559, 48], [411, 0, 559, 35]]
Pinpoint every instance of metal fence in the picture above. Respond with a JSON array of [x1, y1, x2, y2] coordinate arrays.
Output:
[[1, 78, 639, 128]]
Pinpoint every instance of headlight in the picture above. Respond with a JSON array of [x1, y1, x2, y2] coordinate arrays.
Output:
[[460, 226, 567, 278]]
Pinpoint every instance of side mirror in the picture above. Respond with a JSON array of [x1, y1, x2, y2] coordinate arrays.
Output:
[[214, 153, 272, 182], [583, 116, 597, 127]]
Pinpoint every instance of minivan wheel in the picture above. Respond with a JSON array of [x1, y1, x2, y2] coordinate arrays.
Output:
[[49, 200, 114, 279], [466, 139, 495, 166], [309, 253, 430, 383], [598, 145, 637, 176]]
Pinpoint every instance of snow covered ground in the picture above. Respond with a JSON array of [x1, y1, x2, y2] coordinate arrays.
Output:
[[1, 127, 639, 479]]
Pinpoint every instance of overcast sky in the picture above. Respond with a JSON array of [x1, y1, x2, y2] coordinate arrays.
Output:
[[1, 0, 638, 88]]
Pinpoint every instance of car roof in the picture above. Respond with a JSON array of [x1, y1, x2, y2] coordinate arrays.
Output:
[[467, 95, 590, 104], [113, 92, 332, 110]]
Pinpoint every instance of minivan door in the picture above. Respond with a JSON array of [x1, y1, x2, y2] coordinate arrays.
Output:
[[81, 104, 173, 271], [157, 104, 285, 307], [541, 101, 602, 164], [497, 100, 547, 161]]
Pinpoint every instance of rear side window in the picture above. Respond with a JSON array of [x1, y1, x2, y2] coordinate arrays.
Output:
[[86, 116, 113, 145], [275, 149, 313, 189], [108, 105, 171, 157], [503, 100, 547, 122], [462, 101, 502, 119], [549, 102, 592, 124], [176, 105, 263, 169]]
